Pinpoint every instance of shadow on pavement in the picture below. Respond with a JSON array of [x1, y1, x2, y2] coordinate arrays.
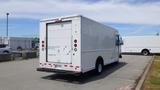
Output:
[[42, 61, 127, 84], [122, 53, 155, 56]]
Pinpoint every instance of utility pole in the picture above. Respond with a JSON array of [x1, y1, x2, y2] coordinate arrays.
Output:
[[6, 13, 9, 37]]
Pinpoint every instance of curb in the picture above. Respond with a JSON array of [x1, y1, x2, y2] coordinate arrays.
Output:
[[135, 56, 155, 90]]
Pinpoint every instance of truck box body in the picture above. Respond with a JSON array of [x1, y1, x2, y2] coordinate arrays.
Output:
[[38, 15, 121, 74], [122, 36, 160, 54], [0, 37, 33, 50]]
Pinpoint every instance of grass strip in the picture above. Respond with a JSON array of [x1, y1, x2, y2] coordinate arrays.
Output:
[[142, 56, 160, 90]]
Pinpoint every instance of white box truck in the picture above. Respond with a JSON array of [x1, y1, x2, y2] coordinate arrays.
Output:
[[122, 36, 160, 55], [0, 37, 33, 50], [37, 15, 123, 74]]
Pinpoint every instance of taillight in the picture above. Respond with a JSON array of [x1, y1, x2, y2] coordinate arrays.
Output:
[[73, 39, 77, 52], [74, 39, 77, 43], [74, 44, 77, 47], [42, 41, 45, 50]]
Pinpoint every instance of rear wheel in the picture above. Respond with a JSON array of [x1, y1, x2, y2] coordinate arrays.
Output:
[[142, 49, 149, 56], [17, 46, 22, 51], [95, 61, 103, 75], [3, 51, 9, 54]]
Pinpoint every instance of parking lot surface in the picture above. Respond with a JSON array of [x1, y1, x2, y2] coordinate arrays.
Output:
[[0, 55, 152, 90]]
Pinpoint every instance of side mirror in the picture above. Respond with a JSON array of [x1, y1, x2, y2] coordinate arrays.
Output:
[[116, 41, 119, 46], [116, 35, 123, 46], [119, 41, 123, 45], [119, 37, 123, 45]]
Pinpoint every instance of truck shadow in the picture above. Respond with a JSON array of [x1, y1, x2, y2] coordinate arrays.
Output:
[[42, 61, 127, 84], [122, 53, 154, 56]]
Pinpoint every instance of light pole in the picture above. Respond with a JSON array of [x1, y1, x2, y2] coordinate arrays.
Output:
[[6, 13, 9, 37]]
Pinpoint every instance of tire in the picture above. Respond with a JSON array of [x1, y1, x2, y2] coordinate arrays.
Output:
[[17, 47, 22, 51], [142, 49, 149, 56], [95, 61, 103, 75], [3, 51, 9, 54]]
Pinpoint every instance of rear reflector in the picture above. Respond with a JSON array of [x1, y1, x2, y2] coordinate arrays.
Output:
[[64, 65, 68, 67], [76, 66, 79, 68], [75, 66, 80, 71]]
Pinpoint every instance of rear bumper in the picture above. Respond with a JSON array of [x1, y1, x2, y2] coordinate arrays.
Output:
[[37, 68, 80, 74]]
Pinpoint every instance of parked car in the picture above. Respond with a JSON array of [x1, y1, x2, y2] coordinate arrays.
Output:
[[0, 44, 11, 54]]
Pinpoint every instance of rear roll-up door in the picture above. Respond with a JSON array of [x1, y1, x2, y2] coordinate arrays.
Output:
[[46, 21, 72, 64]]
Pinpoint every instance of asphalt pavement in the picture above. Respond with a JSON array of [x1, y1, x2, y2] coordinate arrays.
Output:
[[0, 55, 152, 90]]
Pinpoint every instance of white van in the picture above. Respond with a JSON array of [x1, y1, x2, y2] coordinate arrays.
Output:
[[122, 36, 160, 55], [37, 15, 122, 74]]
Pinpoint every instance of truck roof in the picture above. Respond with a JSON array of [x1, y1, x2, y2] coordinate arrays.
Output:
[[40, 14, 82, 22], [40, 14, 118, 33]]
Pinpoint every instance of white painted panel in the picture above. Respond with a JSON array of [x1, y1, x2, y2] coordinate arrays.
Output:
[[47, 21, 72, 63], [122, 36, 160, 53], [81, 16, 119, 72]]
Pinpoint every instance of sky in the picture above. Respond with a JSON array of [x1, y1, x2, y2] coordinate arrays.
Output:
[[0, 0, 160, 37]]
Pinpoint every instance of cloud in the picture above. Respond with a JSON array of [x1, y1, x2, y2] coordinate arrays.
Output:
[[127, 27, 146, 35], [0, 0, 160, 25], [107, 0, 160, 4]]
